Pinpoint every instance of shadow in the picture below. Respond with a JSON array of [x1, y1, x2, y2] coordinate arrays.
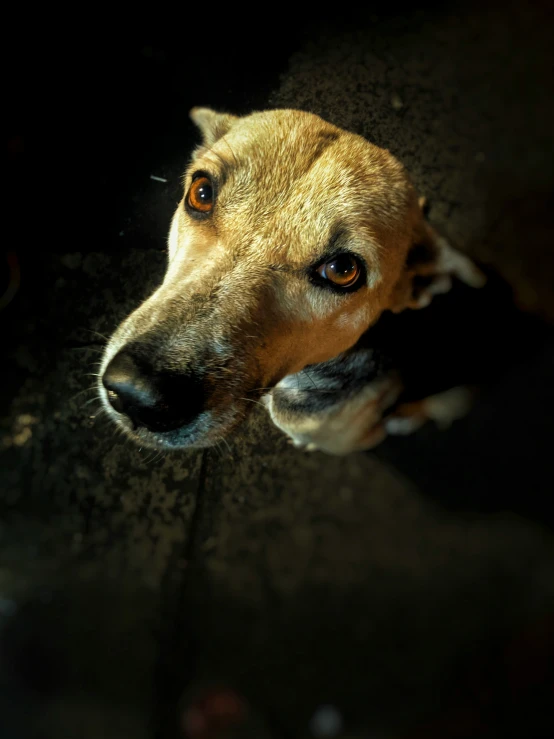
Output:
[[372, 269, 554, 527], [0, 579, 157, 739]]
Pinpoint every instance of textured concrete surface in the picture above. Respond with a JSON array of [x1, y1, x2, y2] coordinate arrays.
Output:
[[2, 3, 554, 738]]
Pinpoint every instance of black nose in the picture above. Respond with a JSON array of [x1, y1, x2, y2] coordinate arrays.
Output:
[[102, 350, 205, 432]]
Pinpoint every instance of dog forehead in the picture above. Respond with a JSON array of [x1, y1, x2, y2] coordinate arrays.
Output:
[[220, 110, 380, 186], [226, 109, 342, 153], [185, 109, 414, 270], [208, 116, 392, 260], [211, 112, 343, 202]]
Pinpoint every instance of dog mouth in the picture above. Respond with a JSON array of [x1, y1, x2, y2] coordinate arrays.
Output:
[[100, 392, 251, 449], [118, 411, 245, 450]]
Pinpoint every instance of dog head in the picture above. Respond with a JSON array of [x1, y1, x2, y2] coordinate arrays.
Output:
[[98, 107, 482, 449]]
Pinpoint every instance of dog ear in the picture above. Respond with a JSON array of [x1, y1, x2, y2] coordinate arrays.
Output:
[[189, 107, 238, 148], [388, 210, 486, 313]]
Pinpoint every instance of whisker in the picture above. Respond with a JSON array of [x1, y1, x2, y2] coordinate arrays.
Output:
[[241, 397, 267, 409], [220, 435, 232, 455], [68, 345, 105, 354], [82, 328, 110, 343], [83, 395, 101, 408], [94, 405, 113, 427], [213, 435, 232, 458], [213, 439, 224, 460], [67, 385, 98, 404], [301, 368, 318, 389], [142, 447, 159, 465]]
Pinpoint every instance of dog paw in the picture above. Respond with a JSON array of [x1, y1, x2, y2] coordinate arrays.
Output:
[[384, 415, 424, 435], [286, 437, 318, 451], [424, 386, 473, 429]]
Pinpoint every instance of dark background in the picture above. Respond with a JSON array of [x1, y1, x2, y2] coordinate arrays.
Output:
[[2, 2, 554, 738]]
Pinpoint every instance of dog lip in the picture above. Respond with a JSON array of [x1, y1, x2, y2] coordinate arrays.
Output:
[[131, 424, 218, 450], [119, 397, 251, 450], [108, 417, 202, 449]]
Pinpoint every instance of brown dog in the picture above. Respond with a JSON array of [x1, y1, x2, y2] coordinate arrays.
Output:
[[99, 107, 484, 449]]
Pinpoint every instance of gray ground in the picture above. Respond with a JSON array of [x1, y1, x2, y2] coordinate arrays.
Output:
[[2, 4, 554, 738]]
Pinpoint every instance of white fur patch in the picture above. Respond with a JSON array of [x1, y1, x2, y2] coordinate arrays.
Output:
[[384, 416, 424, 435], [424, 387, 472, 428]]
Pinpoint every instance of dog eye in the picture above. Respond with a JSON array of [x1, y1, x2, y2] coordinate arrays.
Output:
[[186, 174, 214, 213], [315, 253, 363, 289]]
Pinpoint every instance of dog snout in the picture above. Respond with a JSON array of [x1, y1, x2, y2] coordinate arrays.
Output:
[[102, 349, 205, 433]]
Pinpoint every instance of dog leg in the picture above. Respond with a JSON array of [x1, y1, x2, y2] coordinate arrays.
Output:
[[265, 353, 402, 455], [269, 381, 397, 455], [348, 420, 388, 451], [384, 386, 474, 436]]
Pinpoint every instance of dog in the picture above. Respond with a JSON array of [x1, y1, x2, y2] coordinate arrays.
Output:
[[98, 107, 484, 450]]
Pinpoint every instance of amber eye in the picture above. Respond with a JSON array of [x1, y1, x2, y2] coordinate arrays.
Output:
[[186, 174, 214, 213], [315, 253, 363, 289]]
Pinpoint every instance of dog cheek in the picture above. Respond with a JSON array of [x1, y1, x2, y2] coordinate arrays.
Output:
[[332, 303, 371, 335], [308, 301, 372, 361]]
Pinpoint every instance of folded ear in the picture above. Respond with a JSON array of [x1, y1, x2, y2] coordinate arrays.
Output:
[[388, 209, 486, 313], [189, 107, 239, 149]]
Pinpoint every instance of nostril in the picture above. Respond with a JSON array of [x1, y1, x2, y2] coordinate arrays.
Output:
[[106, 388, 124, 413], [102, 351, 159, 419]]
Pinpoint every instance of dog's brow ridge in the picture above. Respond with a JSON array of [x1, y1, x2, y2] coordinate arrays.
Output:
[[203, 148, 235, 185], [302, 130, 341, 170], [310, 227, 351, 265]]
